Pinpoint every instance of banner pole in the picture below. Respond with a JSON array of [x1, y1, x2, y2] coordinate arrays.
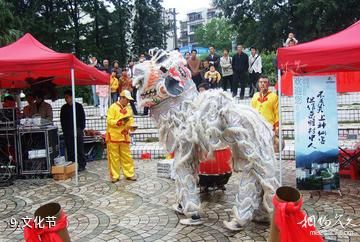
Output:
[[71, 68, 78, 186], [277, 69, 282, 186]]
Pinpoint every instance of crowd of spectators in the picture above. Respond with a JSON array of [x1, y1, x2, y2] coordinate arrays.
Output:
[[184, 32, 298, 99], [89, 56, 141, 116], [88, 32, 299, 116]]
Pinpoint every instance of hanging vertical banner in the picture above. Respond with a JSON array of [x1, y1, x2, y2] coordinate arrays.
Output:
[[294, 75, 340, 190]]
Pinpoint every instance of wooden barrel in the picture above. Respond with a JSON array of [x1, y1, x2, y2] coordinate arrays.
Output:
[[34, 202, 71, 242]]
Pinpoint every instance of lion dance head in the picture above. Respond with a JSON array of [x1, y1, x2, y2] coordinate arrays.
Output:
[[132, 48, 195, 108]]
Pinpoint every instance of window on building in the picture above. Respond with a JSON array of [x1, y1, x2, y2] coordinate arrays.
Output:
[[189, 35, 195, 43], [180, 21, 187, 30], [189, 24, 201, 33], [188, 13, 202, 22], [180, 31, 188, 39]]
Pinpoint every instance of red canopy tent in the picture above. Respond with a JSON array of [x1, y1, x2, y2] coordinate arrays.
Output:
[[0, 33, 109, 185], [0, 33, 109, 88], [277, 20, 360, 96]]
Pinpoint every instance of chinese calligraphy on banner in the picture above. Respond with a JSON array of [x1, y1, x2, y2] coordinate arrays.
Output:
[[294, 75, 340, 191]]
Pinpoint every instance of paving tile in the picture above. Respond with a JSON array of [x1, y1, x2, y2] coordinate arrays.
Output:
[[1, 147, 360, 241]]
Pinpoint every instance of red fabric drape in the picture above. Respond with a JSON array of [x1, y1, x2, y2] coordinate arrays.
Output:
[[273, 196, 324, 242], [24, 211, 68, 242], [277, 21, 360, 95], [278, 21, 360, 73], [278, 71, 360, 96]]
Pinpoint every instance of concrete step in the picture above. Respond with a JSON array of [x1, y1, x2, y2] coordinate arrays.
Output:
[[129, 139, 359, 161], [52, 106, 100, 118], [131, 142, 165, 159], [53, 114, 360, 141], [51, 103, 360, 121], [235, 92, 360, 107], [281, 108, 360, 124], [282, 123, 360, 139], [21, 98, 84, 110], [53, 115, 155, 134], [279, 139, 358, 160], [131, 129, 159, 142], [131, 124, 360, 143]]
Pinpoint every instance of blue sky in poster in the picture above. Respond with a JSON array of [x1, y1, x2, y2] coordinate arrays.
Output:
[[294, 75, 338, 156]]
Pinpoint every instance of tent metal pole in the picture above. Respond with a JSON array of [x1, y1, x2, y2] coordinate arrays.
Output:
[[278, 69, 282, 186], [71, 68, 78, 186]]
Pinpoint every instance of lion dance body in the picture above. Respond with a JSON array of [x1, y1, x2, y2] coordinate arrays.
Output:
[[132, 49, 279, 230]]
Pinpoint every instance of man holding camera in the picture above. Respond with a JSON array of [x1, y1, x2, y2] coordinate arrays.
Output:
[[106, 90, 137, 183]]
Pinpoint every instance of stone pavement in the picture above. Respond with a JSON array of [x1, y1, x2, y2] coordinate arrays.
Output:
[[1, 159, 360, 242]]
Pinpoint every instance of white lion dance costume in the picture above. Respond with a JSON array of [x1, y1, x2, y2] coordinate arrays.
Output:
[[133, 49, 279, 230]]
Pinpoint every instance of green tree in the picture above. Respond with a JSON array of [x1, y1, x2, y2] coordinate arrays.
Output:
[[214, 0, 360, 51], [132, 0, 166, 55], [7, 0, 76, 53], [80, 0, 132, 65], [0, 0, 22, 46], [108, 0, 132, 65], [63, 0, 89, 57], [194, 18, 234, 51]]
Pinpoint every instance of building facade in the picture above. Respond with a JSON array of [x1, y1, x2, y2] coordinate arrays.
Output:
[[179, 7, 220, 47]]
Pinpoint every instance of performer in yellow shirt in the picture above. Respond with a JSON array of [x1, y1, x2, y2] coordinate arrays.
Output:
[[106, 90, 137, 183], [251, 75, 279, 132]]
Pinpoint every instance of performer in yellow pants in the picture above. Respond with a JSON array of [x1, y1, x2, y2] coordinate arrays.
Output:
[[106, 90, 137, 183]]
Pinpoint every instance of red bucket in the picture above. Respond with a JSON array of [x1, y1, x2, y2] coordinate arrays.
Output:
[[199, 148, 232, 175]]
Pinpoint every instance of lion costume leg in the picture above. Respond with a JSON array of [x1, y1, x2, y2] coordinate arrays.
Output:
[[221, 107, 279, 230], [172, 146, 203, 225]]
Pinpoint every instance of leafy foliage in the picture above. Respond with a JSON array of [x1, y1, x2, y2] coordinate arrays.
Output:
[[261, 51, 277, 85], [3, 0, 165, 63], [1, 0, 165, 103], [194, 18, 234, 51], [213, 0, 360, 50], [132, 0, 166, 56], [0, 0, 22, 46]]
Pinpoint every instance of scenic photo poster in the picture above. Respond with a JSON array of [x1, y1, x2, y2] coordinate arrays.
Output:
[[294, 75, 340, 191]]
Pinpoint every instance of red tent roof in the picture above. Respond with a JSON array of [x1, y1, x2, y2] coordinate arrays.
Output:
[[277, 21, 360, 95], [0, 33, 109, 88], [278, 21, 360, 72]]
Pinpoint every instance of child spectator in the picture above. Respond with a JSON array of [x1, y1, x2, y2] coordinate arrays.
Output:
[[284, 32, 298, 47], [287, 39, 297, 47], [200, 60, 210, 82], [204, 65, 221, 89], [110, 70, 119, 103]]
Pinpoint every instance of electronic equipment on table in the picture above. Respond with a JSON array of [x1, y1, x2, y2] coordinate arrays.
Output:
[[20, 117, 52, 127], [18, 126, 59, 176]]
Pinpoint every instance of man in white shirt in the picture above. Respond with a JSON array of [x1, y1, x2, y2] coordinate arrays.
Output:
[[248, 47, 262, 97]]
